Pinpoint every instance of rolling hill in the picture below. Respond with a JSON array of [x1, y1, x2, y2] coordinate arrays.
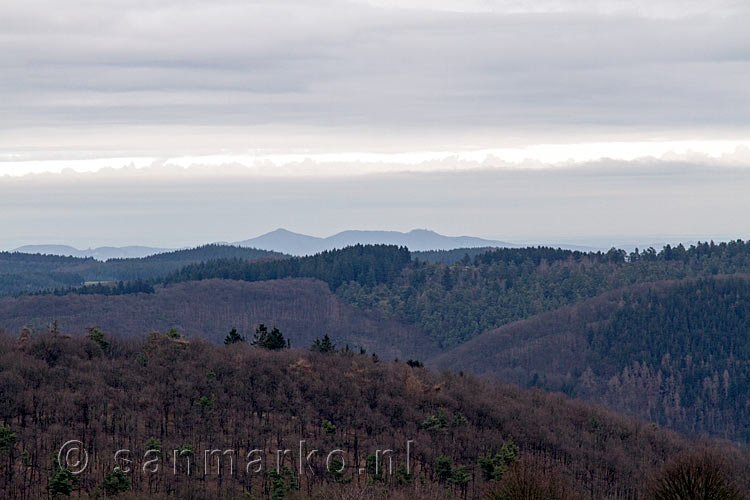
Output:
[[0, 278, 437, 361], [1, 330, 748, 499], [0, 245, 285, 295], [431, 275, 750, 443], [5, 241, 750, 445], [338, 240, 750, 347]]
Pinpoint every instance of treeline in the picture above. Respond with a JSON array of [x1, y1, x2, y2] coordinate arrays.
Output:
[[0, 245, 284, 296], [80, 244, 286, 282], [0, 251, 91, 274], [340, 239, 750, 346], [1, 330, 748, 499], [0, 271, 84, 296], [162, 244, 411, 290], [475, 239, 750, 266], [0, 252, 91, 296], [412, 247, 498, 265], [44, 279, 156, 296]]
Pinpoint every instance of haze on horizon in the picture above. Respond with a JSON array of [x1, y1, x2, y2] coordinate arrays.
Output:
[[1, 0, 748, 248]]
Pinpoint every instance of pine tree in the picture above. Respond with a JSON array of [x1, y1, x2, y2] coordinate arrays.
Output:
[[103, 467, 131, 495], [224, 327, 246, 345], [47, 455, 78, 498], [251, 324, 287, 350], [311, 334, 336, 353]]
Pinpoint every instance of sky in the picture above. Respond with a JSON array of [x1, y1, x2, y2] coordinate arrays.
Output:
[[1, 0, 749, 248]]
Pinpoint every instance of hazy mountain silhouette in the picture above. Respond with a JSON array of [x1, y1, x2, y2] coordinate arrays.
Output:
[[234, 228, 516, 255], [13, 245, 173, 260]]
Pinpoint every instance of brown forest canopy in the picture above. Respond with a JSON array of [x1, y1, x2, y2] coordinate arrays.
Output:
[[0, 330, 749, 499]]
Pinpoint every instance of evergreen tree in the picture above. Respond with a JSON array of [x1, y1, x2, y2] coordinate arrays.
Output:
[[86, 327, 109, 351], [47, 455, 78, 498], [435, 455, 452, 483], [103, 467, 131, 495], [479, 438, 520, 481], [165, 328, 182, 340], [311, 334, 336, 353], [251, 324, 287, 350], [223, 327, 246, 345]]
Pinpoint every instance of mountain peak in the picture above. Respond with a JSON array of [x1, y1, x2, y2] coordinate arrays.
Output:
[[235, 229, 516, 255], [267, 228, 298, 235]]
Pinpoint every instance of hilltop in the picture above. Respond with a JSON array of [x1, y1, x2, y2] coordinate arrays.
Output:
[[0, 244, 285, 295]]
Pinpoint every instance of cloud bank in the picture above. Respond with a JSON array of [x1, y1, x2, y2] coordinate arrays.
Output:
[[1, 0, 749, 166]]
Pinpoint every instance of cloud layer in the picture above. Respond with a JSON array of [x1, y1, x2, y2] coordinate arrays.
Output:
[[1, 0, 749, 163], [2, 1, 748, 246]]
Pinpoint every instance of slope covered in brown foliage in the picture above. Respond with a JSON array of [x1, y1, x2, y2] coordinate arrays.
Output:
[[0, 278, 437, 361], [1, 331, 748, 499]]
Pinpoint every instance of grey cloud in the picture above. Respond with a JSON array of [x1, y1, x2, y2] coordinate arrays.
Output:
[[1, 0, 749, 146]]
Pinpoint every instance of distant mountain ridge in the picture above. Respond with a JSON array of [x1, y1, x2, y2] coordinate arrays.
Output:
[[13, 244, 173, 260], [234, 228, 517, 255], [11, 229, 514, 259]]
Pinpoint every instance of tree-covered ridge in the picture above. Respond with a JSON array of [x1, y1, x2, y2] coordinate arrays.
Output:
[[412, 247, 498, 265], [0, 271, 85, 296], [121, 244, 285, 262], [0, 278, 437, 361], [0, 245, 285, 295], [1, 330, 748, 499], [8, 240, 750, 349], [583, 276, 750, 441], [79, 244, 287, 281], [430, 275, 750, 443], [0, 252, 90, 295], [589, 277, 750, 370], [22, 239, 750, 347], [46, 279, 156, 296], [0, 251, 92, 273], [475, 239, 750, 266], [162, 244, 412, 290], [340, 240, 750, 347]]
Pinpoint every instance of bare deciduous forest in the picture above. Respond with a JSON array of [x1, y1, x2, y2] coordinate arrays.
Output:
[[1, 330, 748, 499]]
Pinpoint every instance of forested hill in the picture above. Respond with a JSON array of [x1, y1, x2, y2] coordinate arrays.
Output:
[[432, 275, 750, 443], [4, 241, 750, 446], [162, 244, 412, 290], [0, 278, 438, 361], [73, 244, 287, 281], [0, 245, 285, 295], [20, 239, 750, 350], [1, 330, 748, 499], [0, 252, 91, 295], [340, 239, 750, 347], [9, 240, 750, 347], [0, 252, 93, 273]]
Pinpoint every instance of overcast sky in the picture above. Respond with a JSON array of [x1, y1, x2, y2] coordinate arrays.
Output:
[[1, 0, 749, 247]]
